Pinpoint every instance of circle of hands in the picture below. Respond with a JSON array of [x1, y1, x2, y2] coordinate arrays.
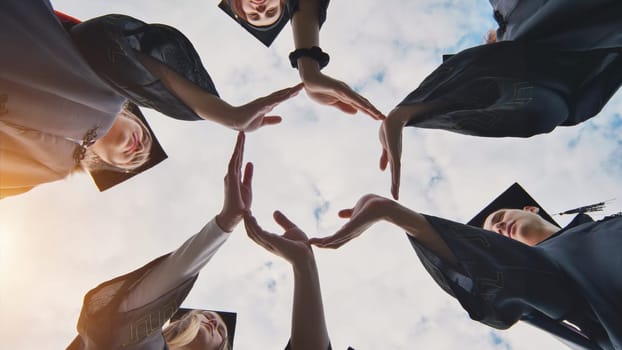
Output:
[[219, 126, 405, 263], [228, 69, 410, 252]]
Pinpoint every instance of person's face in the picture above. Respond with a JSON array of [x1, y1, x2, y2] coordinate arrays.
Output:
[[186, 311, 228, 350], [241, 0, 282, 27], [483, 206, 550, 246], [91, 112, 151, 170]]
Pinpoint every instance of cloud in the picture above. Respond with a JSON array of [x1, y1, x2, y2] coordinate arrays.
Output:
[[2, 1, 621, 349]]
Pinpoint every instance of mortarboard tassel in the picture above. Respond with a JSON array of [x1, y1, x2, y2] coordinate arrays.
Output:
[[556, 199, 614, 216]]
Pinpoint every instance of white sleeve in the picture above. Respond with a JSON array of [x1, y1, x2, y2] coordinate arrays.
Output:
[[120, 217, 231, 312]]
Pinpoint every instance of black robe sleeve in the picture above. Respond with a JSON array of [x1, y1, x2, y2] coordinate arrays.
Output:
[[398, 41, 622, 138], [408, 215, 583, 329], [70, 14, 219, 121]]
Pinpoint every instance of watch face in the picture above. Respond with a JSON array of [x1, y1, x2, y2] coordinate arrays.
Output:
[[218, 0, 290, 47]]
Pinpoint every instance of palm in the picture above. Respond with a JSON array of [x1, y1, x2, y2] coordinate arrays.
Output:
[[244, 211, 313, 265], [310, 194, 392, 249], [233, 84, 303, 132], [303, 74, 384, 120]]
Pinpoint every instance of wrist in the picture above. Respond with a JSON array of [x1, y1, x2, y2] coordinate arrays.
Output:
[[215, 212, 239, 233], [297, 57, 322, 82], [289, 46, 329, 71], [383, 200, 407, 225], [292, 253, 318, 275]]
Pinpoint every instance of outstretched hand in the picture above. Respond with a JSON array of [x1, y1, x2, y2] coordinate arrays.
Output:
[[310, 194, 394, 249], [216, 132, 253, 232], [379, 107, 412, 200], [244, 211, 314, 265], [302, 72, 384, 121], [232, 83, 304, 132]]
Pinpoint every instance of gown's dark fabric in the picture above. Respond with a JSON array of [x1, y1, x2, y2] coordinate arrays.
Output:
[[398, 0, 622, 138], [490, 0, 622, 51], [68, 254, 197, 350], [70, 14, 219, 122], [0, 0, 218, 198], [408, 213, 622, 349]]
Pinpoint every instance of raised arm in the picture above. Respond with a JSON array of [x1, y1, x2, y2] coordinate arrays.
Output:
[[137, 52, 302, 132], [121, 132, 253, 311], [310, 194, 457, 265], [244, 211, 330, 350], [290, 0, 384, 120]]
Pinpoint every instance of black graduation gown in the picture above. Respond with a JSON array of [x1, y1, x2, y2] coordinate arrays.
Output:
[[68, 254, 198, 350], [408, 214, 622, 349], [398, 1, 622, 138], [0, 0, 219, 198]]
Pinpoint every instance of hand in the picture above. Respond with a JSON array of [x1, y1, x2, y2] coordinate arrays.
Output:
[[231, 84, 304, 132], [310, 194, 394, 249], [379, 107, 411, 200], [244, 211, 314, 265], [302, 71, 385, 120], [216, 132, 253, 232]]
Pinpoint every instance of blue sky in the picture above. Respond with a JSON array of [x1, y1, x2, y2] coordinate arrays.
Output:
[[1, 1, 621, 349]]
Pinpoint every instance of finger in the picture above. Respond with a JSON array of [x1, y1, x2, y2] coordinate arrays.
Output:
[[261, 116, 282, 126], [383, 121, 403, 200], [244, 214, 274, 249], [228, 132, 245, 175], [273, 211, 297, 231], [242, 162, 254, 189], [338, 208, 353, 218], [338, 89, 385, 120], [236, 132, 245, 172], [379, 149, 388, 171], [331, 101, 358, 114]]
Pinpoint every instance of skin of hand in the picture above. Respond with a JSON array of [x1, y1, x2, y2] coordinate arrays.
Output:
[[309, 194, 458, 265], [215, 132, 254, 232], [290, 0, 384, 121], [309, 194, 395, 249], [137, 52, 303, 132], [244, 210, 330, 350], [229, 83, 304, 132], [379, 106, 411, 200], [244, 210, 314, 265]]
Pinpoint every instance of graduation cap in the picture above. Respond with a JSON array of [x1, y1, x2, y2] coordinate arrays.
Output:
[[467, 182, 559, 228], [87, 103, 167, 192], [170, 308, 237, 348], [218, 0, 290, 47], [467, 182, 611, 229]]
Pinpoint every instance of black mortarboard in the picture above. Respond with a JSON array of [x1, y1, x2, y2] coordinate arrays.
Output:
[[171, 308, 237, 348], [218, 0, 290, 47], [467, 182, 559, 228], [87, 103, 167, 192]]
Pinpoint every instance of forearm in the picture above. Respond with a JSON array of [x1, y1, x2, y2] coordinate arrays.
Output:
[[136, 52, 236, 127], [385, 202, 458, 266], [121, 218, 230, 311], [291, 0, 323, 82], [290, 256, 330, 350]]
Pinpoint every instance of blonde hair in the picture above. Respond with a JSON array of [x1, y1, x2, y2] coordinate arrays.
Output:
[[163, 310, 230, 350], [79, 103, 152, 173]]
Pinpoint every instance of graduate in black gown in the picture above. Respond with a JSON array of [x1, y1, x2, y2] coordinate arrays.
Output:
[[310, 183, 622, 350], [218, 0, 384, 121], [0, 0, 301, 198], [67, 133, 250, 350], [378, 0, 622, 200]]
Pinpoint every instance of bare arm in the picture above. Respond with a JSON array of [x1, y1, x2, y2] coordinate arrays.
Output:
[[137, 53, 302, 131], [245, 212, 330, 350], [289, 0, 384, 120]]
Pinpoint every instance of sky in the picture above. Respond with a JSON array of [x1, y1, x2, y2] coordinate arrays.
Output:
[[1, 1, 621, 349]]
